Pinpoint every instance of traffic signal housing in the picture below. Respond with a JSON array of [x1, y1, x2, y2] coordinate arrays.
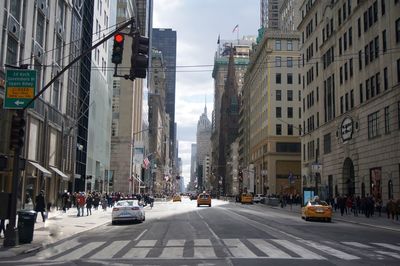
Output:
[[9, 110, 26, 150], [111, 33, 125, 64], [130, 33, 149, 80]]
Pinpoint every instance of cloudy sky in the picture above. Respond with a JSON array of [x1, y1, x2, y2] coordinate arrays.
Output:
[[152, 0, 260, 186]]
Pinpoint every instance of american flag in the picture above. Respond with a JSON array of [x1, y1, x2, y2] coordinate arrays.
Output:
[[143, 157, 150, 169]]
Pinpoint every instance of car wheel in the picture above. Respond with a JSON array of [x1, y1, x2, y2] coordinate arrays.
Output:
[[112, 220, 116, 225], [327, 218, 331, 222], [305, 216, 309, 221], [209, 204, 211, 207], [197, 204, 200, 207]]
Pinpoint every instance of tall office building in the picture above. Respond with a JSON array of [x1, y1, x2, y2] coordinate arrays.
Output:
[[260, 0, 282, 29], [189, 144, 197, 191], [151, 28, 177, 173], [196, 104, 211, 191], [298, 0, 400, 202]]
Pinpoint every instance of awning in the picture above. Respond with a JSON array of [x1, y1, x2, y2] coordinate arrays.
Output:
[[29, 161, 52, 177], [49, 166, 69, 181]]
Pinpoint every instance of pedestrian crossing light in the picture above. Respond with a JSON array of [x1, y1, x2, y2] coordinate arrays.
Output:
[[9, 110, 26, 150], [130, 33, 149, 80], [112, 33, 125, 64]]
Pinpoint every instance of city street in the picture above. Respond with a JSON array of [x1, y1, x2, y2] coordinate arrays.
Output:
[[1, 197, 400, 266]]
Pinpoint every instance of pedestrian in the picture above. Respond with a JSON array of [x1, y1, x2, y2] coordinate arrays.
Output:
[[62, 190, 69, 212], [76, 192, 86, 217], [86, 194, 93, 215], [375, 198, 382, 217], [386, 199, 396, 220], [35, 190, 46, 222], [101, 197, 107, 211], [0, 218, 6, 238]]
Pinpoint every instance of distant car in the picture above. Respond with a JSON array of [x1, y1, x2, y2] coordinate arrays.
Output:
[[190, 194, 198, 200], [241, 193, 253, 204], [253, 194, 265, 203], [197, 193, 211, 207], [112, 200, 145, 225], [172, 195, 182, 202], [301, 198, 332, 222]]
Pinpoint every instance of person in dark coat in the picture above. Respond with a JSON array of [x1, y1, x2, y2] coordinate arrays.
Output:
[[86, 194, 93, 216], [35, 190, 46, 222]]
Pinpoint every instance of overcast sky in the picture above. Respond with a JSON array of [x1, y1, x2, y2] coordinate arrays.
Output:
[[153, 0, 260, 187]]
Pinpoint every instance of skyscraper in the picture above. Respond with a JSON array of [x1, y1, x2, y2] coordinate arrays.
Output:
[[151, 28, 177, 172], [260, 0, 282, 29], [196, 104, 211, 190]]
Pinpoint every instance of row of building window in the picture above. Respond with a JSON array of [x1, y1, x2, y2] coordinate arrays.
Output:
[[276, 107, 301, 119], [275, 57, 294, 67], [276, 90, 301, 102], [275, 40, 293, 51], [276, 124, 295, 136], [276, 73, 293, 84]]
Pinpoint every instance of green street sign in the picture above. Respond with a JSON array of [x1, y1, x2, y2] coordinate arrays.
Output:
[[4, 69, 37, 109]]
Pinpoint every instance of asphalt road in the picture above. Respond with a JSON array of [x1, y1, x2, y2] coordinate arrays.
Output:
[[2, 197, 400, 266]]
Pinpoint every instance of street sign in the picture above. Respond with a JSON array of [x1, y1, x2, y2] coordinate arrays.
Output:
[[4, 69, 36, 109]]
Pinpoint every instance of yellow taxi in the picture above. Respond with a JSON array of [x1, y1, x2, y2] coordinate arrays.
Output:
[[197, 193, 211, 207], [240, 193, 253, 204], [301, 196, 332, 222], [172, 194, 181, 202]]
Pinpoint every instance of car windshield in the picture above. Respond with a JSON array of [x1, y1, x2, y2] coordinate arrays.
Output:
[[116, 200, 138, 207], [309, 201, 328, 206]]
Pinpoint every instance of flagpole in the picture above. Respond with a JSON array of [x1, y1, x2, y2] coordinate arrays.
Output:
[[237, 26, 239, 44]]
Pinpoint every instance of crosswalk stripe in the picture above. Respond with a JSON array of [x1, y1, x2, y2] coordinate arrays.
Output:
[[136, 239, 157, 247], [300, 240, 359, 260], [248, 239, 291, 258], [194, 239, 212, 246], [194, 247, 217, 258], [90, 240, 130, 259], [376, 250, 400, 259], [372, 243, 400, 252], [223, 239, 257, 258], [342, 242, 373, 248], [166, 239, 185, 246], [159, 247, 184, 258], [56, 241, 104, 261], [122, 247, 151, 258], [21, 239, 80, 261], [273, 240, 325, 260]]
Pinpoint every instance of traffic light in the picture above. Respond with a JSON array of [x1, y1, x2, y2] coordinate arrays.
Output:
[[130, 33, 149, 80], [238, 170, 243, 182], [112, 33, 125, 64], [9, 110, 26, 150]]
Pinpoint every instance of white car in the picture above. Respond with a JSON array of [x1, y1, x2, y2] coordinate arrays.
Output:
[[253, 194, 265, 203], [112, 200, 145, 224]]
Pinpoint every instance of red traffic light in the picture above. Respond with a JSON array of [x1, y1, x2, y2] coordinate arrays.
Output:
[[114, 34, 124, 43]]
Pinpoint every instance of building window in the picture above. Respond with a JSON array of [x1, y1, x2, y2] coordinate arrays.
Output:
[[276, 73, 281, 84], [288, 107, 293, 118], [324, 133, 331, 154], [398, 101, 400, 129], [349, 27, 353, 46], [276, 90, 282, 101], [374, 36, 379, 58], [287, 90, 293, 101], [397, 59, 400, 83], [36, 12, 45, 46], [376, 72, 381, 95], [350, 89, 354, 109], [275, 56, 281, 67], [384, 106, 390, 134], [276, 40, 281, 50], [396, 18, 400, 43], [381, 0, 385, 15], [6, 35, 18, 65], [287, 40, 293, 50], [358, 50, 362, 70], [287, 73, 293, 84], [357, 17, 361, 37], [384, 67, 388, 90], [276, 107, 282, 118], [276, 124, 282, 135], [288, 124, 293, 135], [359, 83, 363, 104], [349, 58, 353, 77], [382, 30, 387, 52], [368, 111, 379, 139], [287, 57, 293, 67], [340, 96, 344, 114]]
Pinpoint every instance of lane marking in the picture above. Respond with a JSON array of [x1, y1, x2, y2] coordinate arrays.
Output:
[[136, 239, 157, 247], [194, 239, 212, 246], [248, 238, 291, 258], [273, 239, 325, 260], [122, 247, 151, 258], [194, 247, 217, 258], [223, 239, 257, 258], [134, 229, 148, 241], [372, 243, 400, 252], [90, 240, 130, 259], [342, 241, 373, 249], [166, 239, 185, 246], [376, 250, 400, 259], [300, 240, 359, 260], [159, 247, 184, 258], [56, 241, 104, 261], [21, 239, 80, 261]]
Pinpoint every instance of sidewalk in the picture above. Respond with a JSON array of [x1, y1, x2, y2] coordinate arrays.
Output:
[[0, 206, 114, 258], [267, 203, 400, 232]]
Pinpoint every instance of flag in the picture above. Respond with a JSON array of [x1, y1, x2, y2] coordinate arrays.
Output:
[[217, 34, 220, 44], [143, 157, 150, 169], [232, 24, 239, 33]]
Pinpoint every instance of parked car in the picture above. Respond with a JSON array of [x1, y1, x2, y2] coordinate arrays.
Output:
[[197, 193, 211, 207], [253, 194, 265, 203], [301, 197, 332, 222], [112, 200, 145, 225]]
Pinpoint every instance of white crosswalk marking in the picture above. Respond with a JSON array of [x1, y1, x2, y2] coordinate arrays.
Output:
[[166, 239, 185, 246], [342, 242, 374, 249], [376, 250, 400, 259], [273, 239, 325, 260], [194, 239, 212, 246], [194, 247, 217, 258], [122, 247, 151, 258], [248, 239, 291, 258], [372, 243, 400, 252], [21, 239, 80, 261], [137, 239, 157, 247], [223, 239, 257, 258], [159, 247, 184, 258], [300, 240, 360, 260], [56, 241, 104, 261], [90, 240, 130, 259]]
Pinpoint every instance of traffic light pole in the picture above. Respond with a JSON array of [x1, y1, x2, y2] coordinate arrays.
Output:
[[4, 17, 136, 247]]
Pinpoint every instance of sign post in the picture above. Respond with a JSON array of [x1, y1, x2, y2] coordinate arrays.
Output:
[[4, 69, 36, 109]]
